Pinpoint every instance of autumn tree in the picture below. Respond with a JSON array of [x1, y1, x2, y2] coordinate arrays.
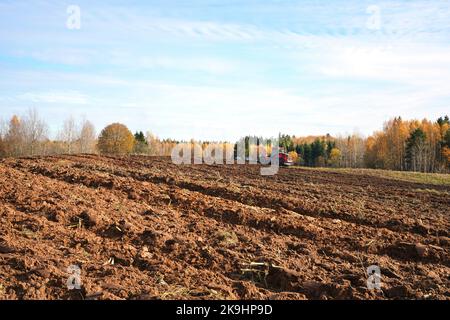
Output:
[[1, 110, 97, 157], [146, 131, 162, 156], [364, 135, 377, 168], [3, 109, 48, 157], [97, 123, 134, 155], [288, 151, 299, 164], [364, 117, 450, 172], [444, 128, 450, 148], [5, 115, 25, 157], [335, 133, 365, 168], [329, 148, 342, 167], [60, 116, 79, 154], [437, 117, 450, 170], [443, 146, 450, 167], [22, 108, 48, 156], [79, 119, 96, 154]]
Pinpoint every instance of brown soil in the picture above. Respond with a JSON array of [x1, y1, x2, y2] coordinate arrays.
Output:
[[0, 155, 449, 300]]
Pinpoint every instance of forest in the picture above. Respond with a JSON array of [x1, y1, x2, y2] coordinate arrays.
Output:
[[277, 116, 450, 172]]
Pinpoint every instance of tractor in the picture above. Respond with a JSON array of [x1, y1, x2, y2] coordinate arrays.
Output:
[[279, 150, 294, 166]]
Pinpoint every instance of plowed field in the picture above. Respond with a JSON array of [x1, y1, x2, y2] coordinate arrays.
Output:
[[0, 155, 449, 300]]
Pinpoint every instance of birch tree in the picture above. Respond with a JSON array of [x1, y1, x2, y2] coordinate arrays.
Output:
[[60, 116, 79, 154], [22, 108, 48, 156], [79, 119, 96, 154]]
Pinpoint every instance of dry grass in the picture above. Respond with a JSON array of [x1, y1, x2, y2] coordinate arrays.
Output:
[[292, 166, 450, 186]]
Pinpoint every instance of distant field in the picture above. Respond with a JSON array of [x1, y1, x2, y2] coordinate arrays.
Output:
[[293, 166, 450, 186], [0, 155, 449, 300]]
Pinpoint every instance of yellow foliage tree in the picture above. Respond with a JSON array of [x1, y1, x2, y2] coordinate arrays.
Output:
[[97, 123, 134, 155], [329, 148, 342, 167], [288, 151, 299, 164], [443, 147, 450, 165], [6, 115, 24, 157]]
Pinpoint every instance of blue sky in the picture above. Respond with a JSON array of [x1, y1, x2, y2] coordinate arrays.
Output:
[[0, 0, 449, 141]]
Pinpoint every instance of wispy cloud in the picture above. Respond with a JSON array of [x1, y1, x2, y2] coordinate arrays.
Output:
[[19, 91, 88, 105], [316, 44, 450, 86], [0, 0, 449, 140]]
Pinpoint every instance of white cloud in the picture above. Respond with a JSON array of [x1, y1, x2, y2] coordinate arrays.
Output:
[[109, 54, 237, 74], [19, 91, 88, 105], [3, 66, 448, 140], [20, 49, 96, 66], [312, 43, 450, 103], [320, 45, 450, 77]]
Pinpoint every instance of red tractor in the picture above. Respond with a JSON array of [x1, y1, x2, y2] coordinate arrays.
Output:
[[279, 151, 294, 166]]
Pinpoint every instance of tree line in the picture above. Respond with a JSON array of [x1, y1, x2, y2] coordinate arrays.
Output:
[[365, 116, 450, 172], [1, 109, 449, 172], [0, 109, 178, 158], [274, 115, 450, 172], [0, 109, 97, 157], [278, 133, 367, 169]]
